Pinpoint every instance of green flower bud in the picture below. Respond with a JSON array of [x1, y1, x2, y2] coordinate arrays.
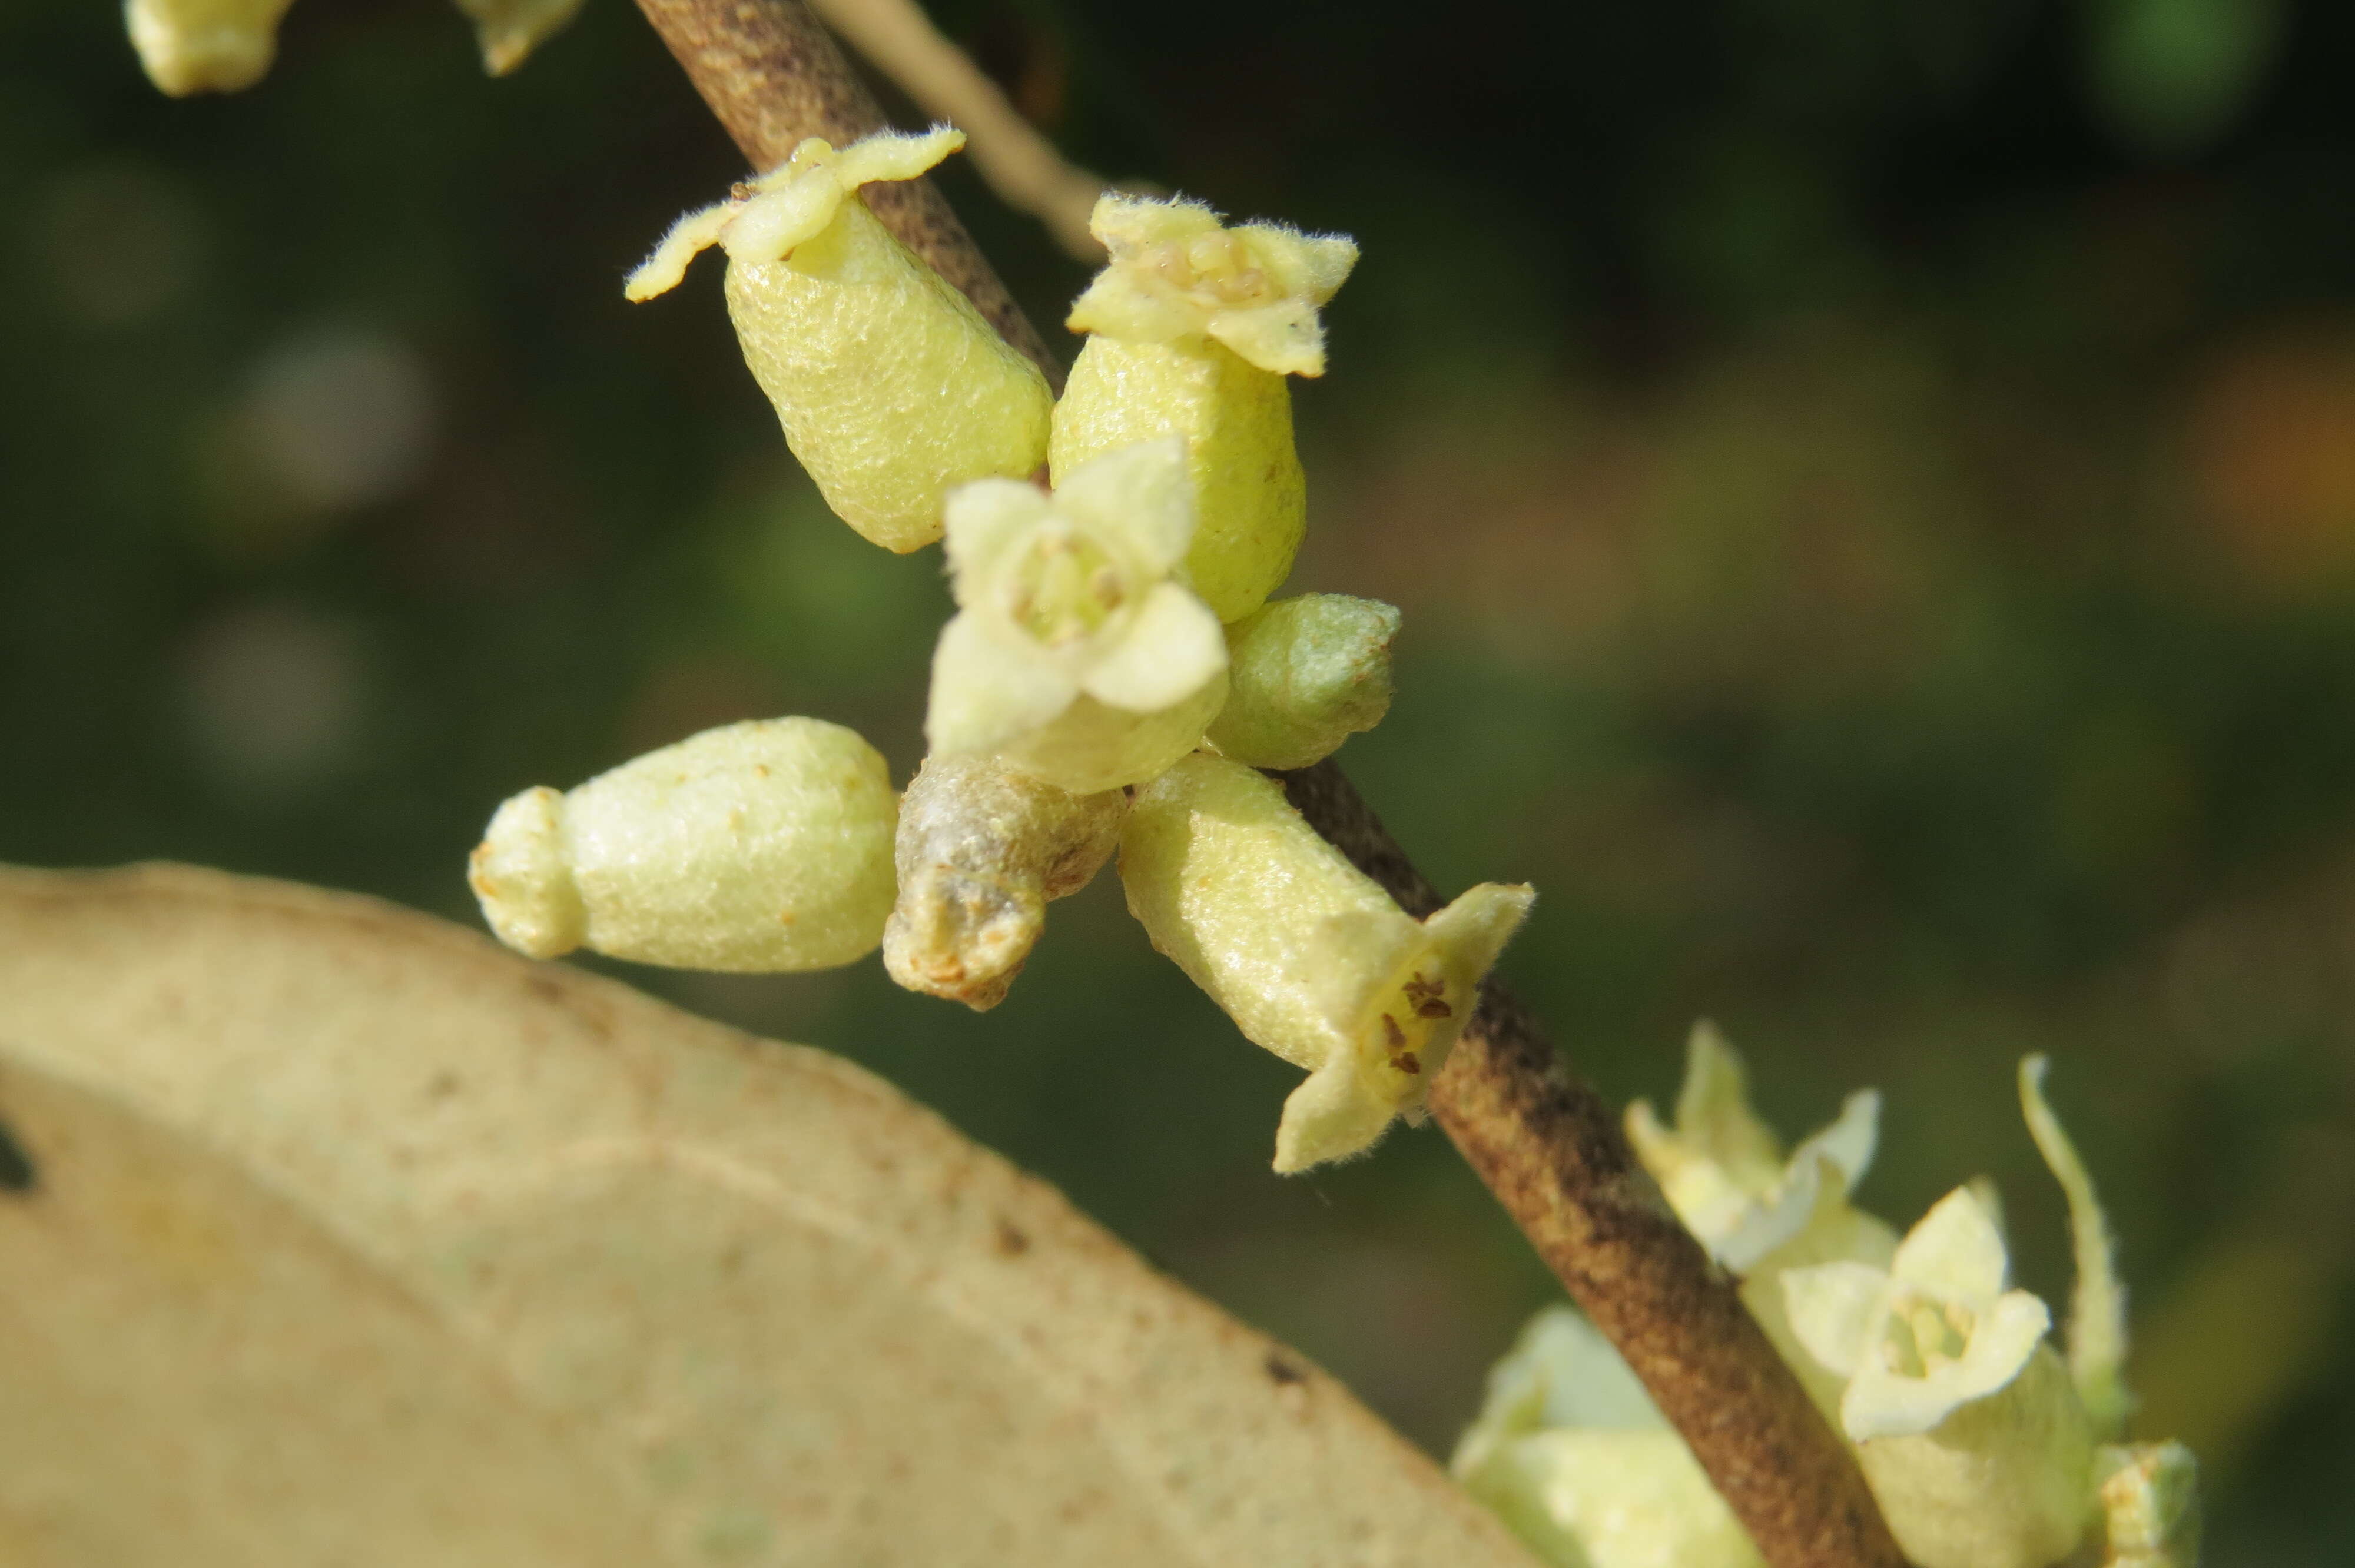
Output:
[[468, 717, 898, 972], [628, 128, 1052, 554], [2092, 1441, 2201, 1568], [926, 438, 1229, 793], [1451, 1307, 1764, 1568], [883, 755, 1127, 1011], [1052, 194, 1357, 622], [1120, 753, 1533, 1172], [125, 0, 295, 95], [1205, 593, 1398, 770]]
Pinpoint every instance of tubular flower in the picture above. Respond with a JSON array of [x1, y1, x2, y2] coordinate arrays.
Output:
[[468, 717, 898, 973], [2091, 1441, 2201, 1568], [125, 0, 297, 95], [924, 438, 1228, 794], [1782, 1185, 2096, 1568], [627, 127, 1052, 554], [1051, 193, 1358, 622], [1205, 593, 1398, 770], [883, 754, 1129, 1012], [1120, 753, 1534, 1172], [1451, 1306, 1764, 1568], [1626, 1024, 1897, 1415]]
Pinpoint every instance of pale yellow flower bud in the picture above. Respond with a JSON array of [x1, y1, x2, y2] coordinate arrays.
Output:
[[450, 0, 583, 75], [926, 438, 1229, 793], [1206, 593, 1398, 770], [468, 717, 898, 972], [1052, 193, 1358, 622], [1120, 753, 1533, 1172], [125, 0, 295, 95], [1451, 1307, 1764, 1568], [626, 128, 1052, 553], [883, 754, 1127, 1011]]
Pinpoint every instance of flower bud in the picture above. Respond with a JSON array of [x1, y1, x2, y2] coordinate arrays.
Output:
[[468, 717, 898, 972], [1120, 753, 1533, 1172], [1052, 194, 1357, 622], [2092, 1441, 2200, 1568], [1451, 1307, 1764, 1568], [125, 0, 296, 95], [883, 755, 1127, 1011], [627, 128, 1052, 554], [926, 438, 1229, 793], [450, 0, 583, 74], [1205, 593, 1398, 770]]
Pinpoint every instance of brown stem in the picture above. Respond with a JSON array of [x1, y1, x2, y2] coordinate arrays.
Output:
[[623, 4, 1903, 1564], [633, 0, 1062, 386], [1276, 763, 1906, 1568]]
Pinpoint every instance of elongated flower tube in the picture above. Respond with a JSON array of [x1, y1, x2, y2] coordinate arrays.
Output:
[[450, 0, 583, 74], [1205, 593, 1398, 770], [883, 754, 1128, 1011], [125, 0, 297, 95], [926, 438, 1229, 793], [1452, 1307, 1764, 1568], [1782, 1185, 2097, 1568], [1627, 1024, 1898, 1414], [1121, 753, 1534, 1172], [1052, 193, 1358, 622], [468, 717, 898, 972], [627, 128, 1052, 553]]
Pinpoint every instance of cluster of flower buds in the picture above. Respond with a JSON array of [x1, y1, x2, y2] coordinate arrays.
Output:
[[1457, 1030, 2203, 1568], [469, 130, 1534, 1171], [125, 0, 578, 94]]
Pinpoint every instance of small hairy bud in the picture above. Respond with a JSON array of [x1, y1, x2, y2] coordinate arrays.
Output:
[[125, 0, 296, 95], [449, 0, 583, 75], [883, 755, 1127, 1011], [1205, 593, 1398, 769], [926, 438, 1229, 793], [1120, 753, 1533, 1172], [2092, 1441, 2201, 1568], [1052, 194, 1358, 622], [1452, 1307, 1765, 1568], [469, 717, 898, 972], [627, 128, 1052, 553]]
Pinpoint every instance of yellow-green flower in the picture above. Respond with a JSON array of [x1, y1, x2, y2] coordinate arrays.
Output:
[[1051, 194, 1357, 622], [925, 439, 1227, 793], [628, 128, 1052, 554]]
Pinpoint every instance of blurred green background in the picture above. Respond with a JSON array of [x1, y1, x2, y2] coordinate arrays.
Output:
[[4, 0, 2352, 1559]]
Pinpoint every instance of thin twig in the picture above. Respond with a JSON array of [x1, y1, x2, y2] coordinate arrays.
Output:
[[623, 3, 1906, 1564]]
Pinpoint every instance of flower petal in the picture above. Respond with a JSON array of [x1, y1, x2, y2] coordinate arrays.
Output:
[[717, 171, 849, 265], [1893, 1185, 2011, 1303], [625, 201, 737, 301], [1781, 1260, 1889, 1380], [943, 479, 1054, 605], [1079, 583, 1225, 714], [1205, 298, 1328, 377], [1271, 1054, 1397, 1172], [923, 612, 1076, 756], [1053, 437, 1194, 573]]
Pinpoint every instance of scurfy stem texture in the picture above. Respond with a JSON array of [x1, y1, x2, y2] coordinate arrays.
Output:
[[625, 3, 1906, 1564]]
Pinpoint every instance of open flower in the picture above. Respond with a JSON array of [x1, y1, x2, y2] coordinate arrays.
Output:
[[1783, 1184, 2095, 1568], [125, 0, 298, 95], [1120, 752, 1534, 1172], [1064, 195, 1360, 378], [925, 438, 1228, 793], [627, 127, 1051, 553], [1451, 1307, 1764, 1568], [1051, 194, 1358, 622]]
